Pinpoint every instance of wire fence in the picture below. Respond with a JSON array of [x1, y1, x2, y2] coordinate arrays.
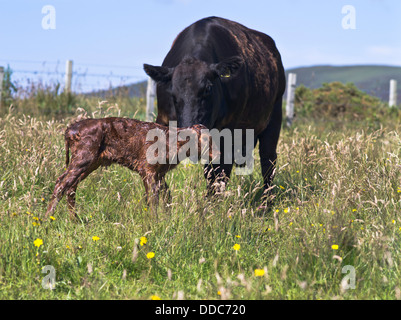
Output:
[[0, 58, 147, 93]]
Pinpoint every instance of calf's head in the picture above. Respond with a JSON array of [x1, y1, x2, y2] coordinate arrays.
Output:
[[144, 56, 243, 129]]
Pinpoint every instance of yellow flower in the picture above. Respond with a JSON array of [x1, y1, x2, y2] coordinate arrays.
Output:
[[233, 244, 240, 251], [140, 236, 147, 246], [352, 209, 357, 212], [235, 235, 241, 238], [279, 185, 285, 190], [33, 216, 39, 221], [66, 245, 70, 249], [50, 216, 56, 221], [41, 198, 45, 202], [392, 220, 396, 224], [217, 291, 221, 295], [34, 238, 43, 248], [254, 269, 265, 277], [92, 236, 100, 242], [32, 222, 40, 226], [147, 252, 155, 259], [283, 208, 289, 213], [151, 295, 161, 300], [332, 244, 339, 250], [289, 222, 293, 226]]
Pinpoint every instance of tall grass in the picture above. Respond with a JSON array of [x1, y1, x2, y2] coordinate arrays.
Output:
[[0, 83, 400, 299]]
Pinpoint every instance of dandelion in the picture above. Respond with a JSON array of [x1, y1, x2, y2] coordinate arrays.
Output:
[[147, 252, 155, 259], [233, 244, 240, 251], [331, 244, 339, 250], [275, 209, 279, 213], [50, 216, 56, 221], [41, 198, 45, 202], [279, 185, 285, 190], [32, 216, 39, 221], [235, 235, 241, 238], [34, 238, 43, 248], [32, 222, 40, 227], [283, 208, 289, 213], [254, 269, 265, 277], [392, 220, 396, 224], [217, 291, 221, 296], [92, 236, 100, 242], [151, 295, 161, 300], [352, 209, 357, 212], [289, 222, 293, 226], [140, 236, 147, 246]]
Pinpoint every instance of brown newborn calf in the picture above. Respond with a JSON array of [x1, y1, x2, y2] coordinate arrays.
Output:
[[45, 117, 217, 219]]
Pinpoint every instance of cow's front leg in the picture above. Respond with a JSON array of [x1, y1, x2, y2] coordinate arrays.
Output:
[[258, 97, 282, 203]]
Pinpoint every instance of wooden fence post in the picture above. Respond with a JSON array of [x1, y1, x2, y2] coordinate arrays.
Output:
[[0, 66, 4, 108], [286, 73, 297, 127], [65, 60, 73, 93], [389, 79, 397, 107], [146, 77, 156, 121]]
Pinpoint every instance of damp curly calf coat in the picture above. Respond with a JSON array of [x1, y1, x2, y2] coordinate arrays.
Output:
[[45, 117, 216, 219]]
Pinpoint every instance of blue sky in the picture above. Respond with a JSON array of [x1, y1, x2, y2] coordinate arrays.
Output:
[[1, 0, 400, 92]]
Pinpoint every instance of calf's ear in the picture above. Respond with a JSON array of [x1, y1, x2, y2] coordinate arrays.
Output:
[[143, 64, 174, 84], [211, 56, 244, 79]]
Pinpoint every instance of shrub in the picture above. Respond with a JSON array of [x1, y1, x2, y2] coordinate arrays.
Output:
[[294, 82, 398, 123]]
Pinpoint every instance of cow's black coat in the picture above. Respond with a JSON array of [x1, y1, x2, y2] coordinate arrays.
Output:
[[144, 16, 286, 196]]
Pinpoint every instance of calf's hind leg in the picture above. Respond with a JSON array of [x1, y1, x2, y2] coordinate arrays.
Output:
[[46, 159, 98, 219]]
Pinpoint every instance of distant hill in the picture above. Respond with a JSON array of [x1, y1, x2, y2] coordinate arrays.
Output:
[[285, 65, 401, 104], [86, 65, 401, 105], [85, 80, 147, 99]]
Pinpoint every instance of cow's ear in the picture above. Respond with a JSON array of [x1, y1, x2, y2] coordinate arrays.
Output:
[[143, 64, 174, 83], [211, 56, 244, 79]]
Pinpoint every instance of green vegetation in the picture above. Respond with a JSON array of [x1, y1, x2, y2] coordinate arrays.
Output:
[[0, 77, 401, 300], [286, 65, 401, 104]]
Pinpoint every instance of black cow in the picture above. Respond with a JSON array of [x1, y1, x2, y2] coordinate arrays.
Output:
[[144, 16, 285, 199]]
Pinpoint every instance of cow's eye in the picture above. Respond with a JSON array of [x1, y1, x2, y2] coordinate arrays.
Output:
[[205, 82, 213, 94]]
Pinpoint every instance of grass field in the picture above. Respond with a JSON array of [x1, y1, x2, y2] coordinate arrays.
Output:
[[1, 88, 401, 300]]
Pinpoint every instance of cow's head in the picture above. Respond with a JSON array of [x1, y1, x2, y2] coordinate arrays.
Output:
[[144, 56, 243, 128]]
